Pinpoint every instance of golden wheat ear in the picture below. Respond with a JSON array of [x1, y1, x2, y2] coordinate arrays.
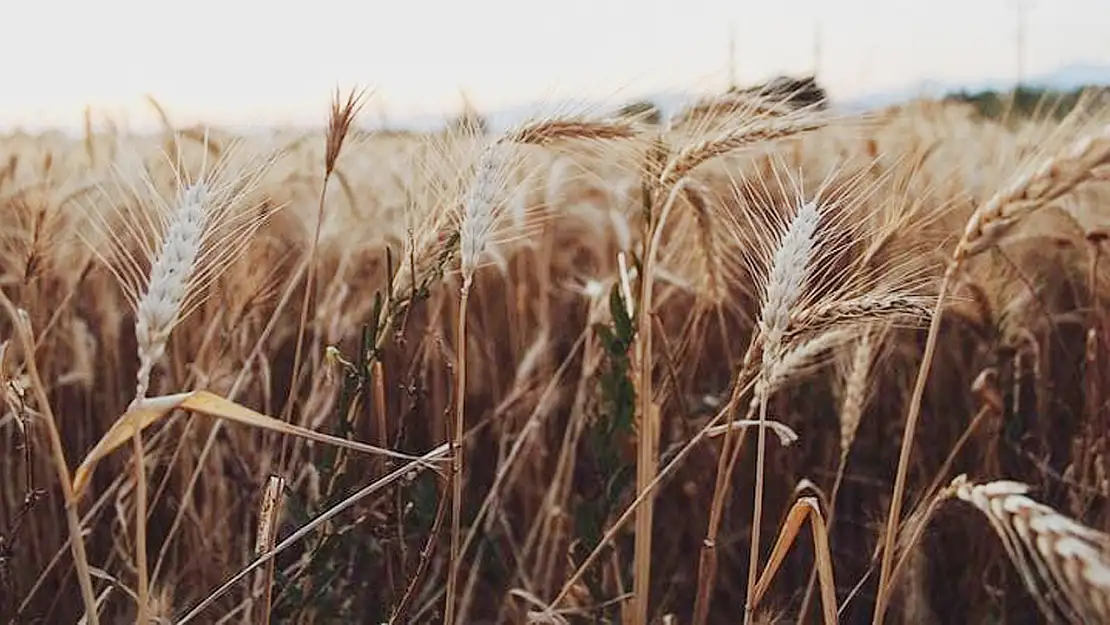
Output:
[[952, 475, 1110, 624]]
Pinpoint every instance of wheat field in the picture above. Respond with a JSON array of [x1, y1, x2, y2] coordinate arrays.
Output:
[[3, 87, 1110, 625]]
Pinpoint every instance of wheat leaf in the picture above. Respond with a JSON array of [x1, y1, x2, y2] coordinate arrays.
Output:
[[73, 390, 437, 495]]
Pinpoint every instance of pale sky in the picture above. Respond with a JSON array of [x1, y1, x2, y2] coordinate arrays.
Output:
[[2, 0, 1109, 130]]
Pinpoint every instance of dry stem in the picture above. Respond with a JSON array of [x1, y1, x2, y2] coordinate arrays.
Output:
[[0, 290, 100, 624]]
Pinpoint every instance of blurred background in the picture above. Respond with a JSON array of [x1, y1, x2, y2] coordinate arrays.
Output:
[[2, 0, 1108, 131]]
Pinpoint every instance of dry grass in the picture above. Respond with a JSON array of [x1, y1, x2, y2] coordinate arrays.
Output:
[[3, 89, 1110, 625]]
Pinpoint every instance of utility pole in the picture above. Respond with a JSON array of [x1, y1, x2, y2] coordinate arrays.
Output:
[[1009, 0, 1035, 89], [728, 22, 737, 91], [813, 20, 823, 80]]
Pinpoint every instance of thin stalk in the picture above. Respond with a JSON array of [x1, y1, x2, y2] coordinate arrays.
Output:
[[632, 180, 685, 623], [445, 281, 471, 625], [277, 178, 329, 474], [131, 432, 149, 625], [872, 262, 957, 623], [743, 384, 772, 625], [692, 386, 757, 625], [0, 290, 99, 624]]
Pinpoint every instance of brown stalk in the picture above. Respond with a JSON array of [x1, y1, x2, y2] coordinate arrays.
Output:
[[445, 282, 470, 625], [0, 290, 100, 624], [278, 87, 368, 474], [628, 160, 690, 623], [372, 360, 388, 470], [874, 124, 1110, 623]]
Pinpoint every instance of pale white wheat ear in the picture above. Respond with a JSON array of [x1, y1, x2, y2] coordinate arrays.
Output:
[[757, 195, 822, 383], [82, 129, 285, 401], [743, 170, 824, 625], [78, 131, 282, 623], [459, 139, 512, 288], [697, 159, 910, 625], [446, 128, 518, 625], [953, 476, 1110, 624]]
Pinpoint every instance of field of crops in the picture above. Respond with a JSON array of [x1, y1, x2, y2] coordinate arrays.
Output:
[[2, 88, 1110, 624]]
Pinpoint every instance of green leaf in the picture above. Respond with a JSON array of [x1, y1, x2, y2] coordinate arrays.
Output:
[[609, 285, 634, 342]]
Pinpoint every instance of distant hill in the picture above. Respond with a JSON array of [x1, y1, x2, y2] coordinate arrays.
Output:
[[842, 62, 1110, 112], [392, 62, 1110, 133]]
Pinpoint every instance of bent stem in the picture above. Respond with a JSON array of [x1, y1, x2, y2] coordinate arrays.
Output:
[[0, 291, 100, 625], [872, 262, 957, 624], [797, 447, 850, 621], [445, 281, 471, 625], [692, 384, 757, 625], [743, 383, 772, 625], [750, 497, 837, 625]]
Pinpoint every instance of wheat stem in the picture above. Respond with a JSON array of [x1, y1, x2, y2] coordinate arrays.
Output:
[[0, 291, 100, 625], [445, 282, 470, 625], [872, 262, 956, 623]]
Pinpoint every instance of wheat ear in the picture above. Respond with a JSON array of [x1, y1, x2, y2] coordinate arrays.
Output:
[[661, 118, 827, 188], [743, 198, 821, 624], [131, 180, 212, 622], [954, 476, 1110, 624], [446, 136, 511, 625], [133, 180, 205, 401], [503, 118, 640, 146]]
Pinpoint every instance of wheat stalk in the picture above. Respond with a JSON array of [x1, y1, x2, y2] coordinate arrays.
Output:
[[741, 197, 821, 624], [79, 127, 283, 622], [446, 131, 514, 625], [874, 121, 1110, 624], [0, 294, 100, 624], [278, 87, 367, 475]]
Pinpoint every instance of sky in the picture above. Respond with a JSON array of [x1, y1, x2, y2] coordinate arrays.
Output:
[[2, 0, 1109, 131]]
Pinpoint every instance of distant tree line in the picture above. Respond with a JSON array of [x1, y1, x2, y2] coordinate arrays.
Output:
[[615, 75, 829, 126], [944, 85, 1110, 121]]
